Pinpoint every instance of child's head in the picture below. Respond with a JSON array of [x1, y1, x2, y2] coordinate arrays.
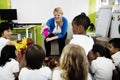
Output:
[[104, 47, 112, 59], [92, 44, 106, 57], [0, 22, 13, 38], [108, 38, 120, 54], [72, 12, 95, 34], [45, 57, 59, 70], [0, 45, 17, 66], [88, 44, 111, 60], [59, 44, 89, 80], [25, 44, 45, 69]]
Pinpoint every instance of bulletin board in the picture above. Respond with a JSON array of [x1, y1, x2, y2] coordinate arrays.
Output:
[[11, 0, 89, 23]]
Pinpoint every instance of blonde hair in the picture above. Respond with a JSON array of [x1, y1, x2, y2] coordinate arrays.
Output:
[[53, 7, 63, 27], [59, 44, 89, 80], [53, 7, 63, 15]]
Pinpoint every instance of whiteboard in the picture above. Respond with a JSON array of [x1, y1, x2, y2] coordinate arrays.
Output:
[[11, 0, 89, 23], [95, 6, 113, 37]]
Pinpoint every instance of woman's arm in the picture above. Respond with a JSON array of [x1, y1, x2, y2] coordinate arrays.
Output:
[[46, 36, 58, 42]]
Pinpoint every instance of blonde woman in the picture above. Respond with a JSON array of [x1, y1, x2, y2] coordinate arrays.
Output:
[[44, 7, 68, 58], [52, 44, 90, 80]]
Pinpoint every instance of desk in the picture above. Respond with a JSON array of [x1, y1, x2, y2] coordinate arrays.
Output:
[[13, 26, 36, 43]]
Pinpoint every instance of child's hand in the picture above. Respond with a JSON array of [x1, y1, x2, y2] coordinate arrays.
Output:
[[26, 38, 34, 46], [16, 40, 22, 43]]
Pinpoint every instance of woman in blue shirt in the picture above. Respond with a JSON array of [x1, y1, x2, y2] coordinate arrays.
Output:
[[44, 7, 68, 59]]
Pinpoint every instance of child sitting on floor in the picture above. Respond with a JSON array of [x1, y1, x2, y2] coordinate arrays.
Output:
[[18, 44, 52, 80], [88, 44, 116, 80], [108, 38, 120, 71], [0, 45, 19, 80]]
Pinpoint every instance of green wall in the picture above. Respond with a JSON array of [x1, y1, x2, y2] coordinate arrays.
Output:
[[0, 0, 10, 9], [88, 0, 96, 24], [87, 0, 96, 32]]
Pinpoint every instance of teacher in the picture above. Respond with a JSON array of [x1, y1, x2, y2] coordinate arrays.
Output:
[[44, 7, 68, 59]]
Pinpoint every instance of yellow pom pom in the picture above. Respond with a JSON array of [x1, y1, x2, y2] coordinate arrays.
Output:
[[14, 38, 28, 51]]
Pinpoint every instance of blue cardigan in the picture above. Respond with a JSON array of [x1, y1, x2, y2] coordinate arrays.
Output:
[[46, 17, 68, 39]]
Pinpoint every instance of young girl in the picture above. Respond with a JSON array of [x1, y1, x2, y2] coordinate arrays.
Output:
[[88, 44, 116, 80], [18, 44, 52, 80], [0, 22, 15, 57], [44, 7, 68, 58], [108, 38, 120, 71], [70, 12, 95, 55], [52, 44, 90, 80], [0, 45, 19, 80]]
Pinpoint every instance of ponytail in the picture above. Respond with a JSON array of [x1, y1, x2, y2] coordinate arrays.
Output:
[[89, 23, 95, 31]]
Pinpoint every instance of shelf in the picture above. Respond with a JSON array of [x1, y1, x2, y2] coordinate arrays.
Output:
[[13, 25, 36, 43]]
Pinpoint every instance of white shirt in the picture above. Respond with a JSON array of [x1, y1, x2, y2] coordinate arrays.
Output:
[[70, 35, 94, 55], [52, 69, 63, 80], [0, 58, 19, 80], [0, 37, 10, 57], [111, 51, 120, 71], [52, 22, 61, 35], [52, 69, 92, 80], [90, 57, 115, 80], [19, 66, 52, 80]]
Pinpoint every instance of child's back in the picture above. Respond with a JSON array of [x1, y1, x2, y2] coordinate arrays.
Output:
[[70, 12, 95, 55], [0, 45, 19, 80], [88, 44, 115, 80], [90, 56, 115, 80], [18, 44, 52, 80], [0, 58, 19, 80]]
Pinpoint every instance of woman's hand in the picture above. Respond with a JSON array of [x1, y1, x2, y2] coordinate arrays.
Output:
[[46, 37, 53, 42], [46, 36, 58, 42]]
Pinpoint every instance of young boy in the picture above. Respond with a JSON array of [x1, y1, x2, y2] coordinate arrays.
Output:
[[108, 38, 120, 71]]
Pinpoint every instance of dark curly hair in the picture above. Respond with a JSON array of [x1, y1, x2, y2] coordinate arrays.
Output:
[[0, 22, 13, 37], [72, 12, 95, 31]]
